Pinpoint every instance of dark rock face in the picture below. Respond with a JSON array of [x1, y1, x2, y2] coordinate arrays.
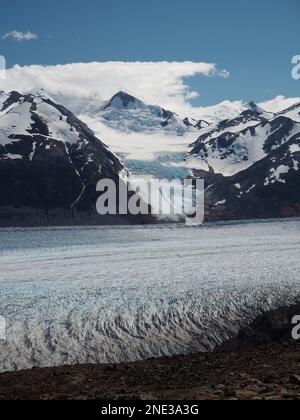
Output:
[[204, 135, 300, 221], [104, 91, 140, 109], [194, 119, 210, 130], [219, 303, 300, 350], [100, 91, 196, 136], [188, 102, 300, 221], [263, 117, 296, 154], [0, 91, 151, 227], [184, 117, 210, 130], [189, 105, 273, 158]]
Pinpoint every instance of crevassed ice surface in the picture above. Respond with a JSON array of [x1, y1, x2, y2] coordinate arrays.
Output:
[[0, 219, 299, 372]]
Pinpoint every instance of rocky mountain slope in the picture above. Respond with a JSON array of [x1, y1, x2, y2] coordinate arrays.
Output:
[[0, 90, 150, 226], [187, 102, 300, 220]]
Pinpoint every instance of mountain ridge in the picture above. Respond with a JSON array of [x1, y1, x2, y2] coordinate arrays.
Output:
[[186, 101, 300, 220], [0, 90, 152, 226]]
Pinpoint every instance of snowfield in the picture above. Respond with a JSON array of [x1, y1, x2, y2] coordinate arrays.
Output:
[[0, 219, 299, 372], [80, 114, 195, 162]]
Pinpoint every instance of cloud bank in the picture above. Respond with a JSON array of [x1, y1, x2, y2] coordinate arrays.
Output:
[[0, 61, 298, 118], [0, 61, 228, 116], [2, 31, 38, 42]]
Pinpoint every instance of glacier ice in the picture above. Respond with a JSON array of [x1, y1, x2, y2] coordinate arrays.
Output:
[[0, 219, 299, 372]]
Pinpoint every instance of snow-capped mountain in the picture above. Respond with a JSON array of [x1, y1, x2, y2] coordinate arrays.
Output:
[[79, 92, 300, 222], [192, 97, 300, 124], [192, 100, 247, 124], [77, 91, 207, 182], [187, 102, 299, 177], [205, 133, 300, 220], [0, 90, 150, 226], [186, 101, 300, 220], [258, 95, 300, 114], [85, 91, 201, 136]]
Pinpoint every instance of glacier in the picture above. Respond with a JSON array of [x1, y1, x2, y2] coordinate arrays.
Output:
[[0, 219, 299, 372]]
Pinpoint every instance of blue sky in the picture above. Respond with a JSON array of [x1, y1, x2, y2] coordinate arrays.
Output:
[[0, 0, 299, 106]]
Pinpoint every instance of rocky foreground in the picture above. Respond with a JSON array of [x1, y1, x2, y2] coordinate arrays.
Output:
[[0, 304, 299, 401]]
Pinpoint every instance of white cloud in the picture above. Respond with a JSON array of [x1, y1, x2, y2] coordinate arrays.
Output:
[[0, 61, 228, 116], [2, 31, 38, 42], [0, 61, 297, 119]]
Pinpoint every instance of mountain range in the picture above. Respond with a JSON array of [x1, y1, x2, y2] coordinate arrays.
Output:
[[0, 89, 299, 225], [187, 101, 300, 220]]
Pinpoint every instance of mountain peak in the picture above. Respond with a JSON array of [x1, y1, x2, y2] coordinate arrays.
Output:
[[106, 91, 142, 110], [26, 88, 56, 102], [248, 101, 258, 109], [243, 101, 273, 119], [247, 101, 266, 114], [0, 91, 23, 112], [0, 89, 128, 226], [100, 92, 191, 135]]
